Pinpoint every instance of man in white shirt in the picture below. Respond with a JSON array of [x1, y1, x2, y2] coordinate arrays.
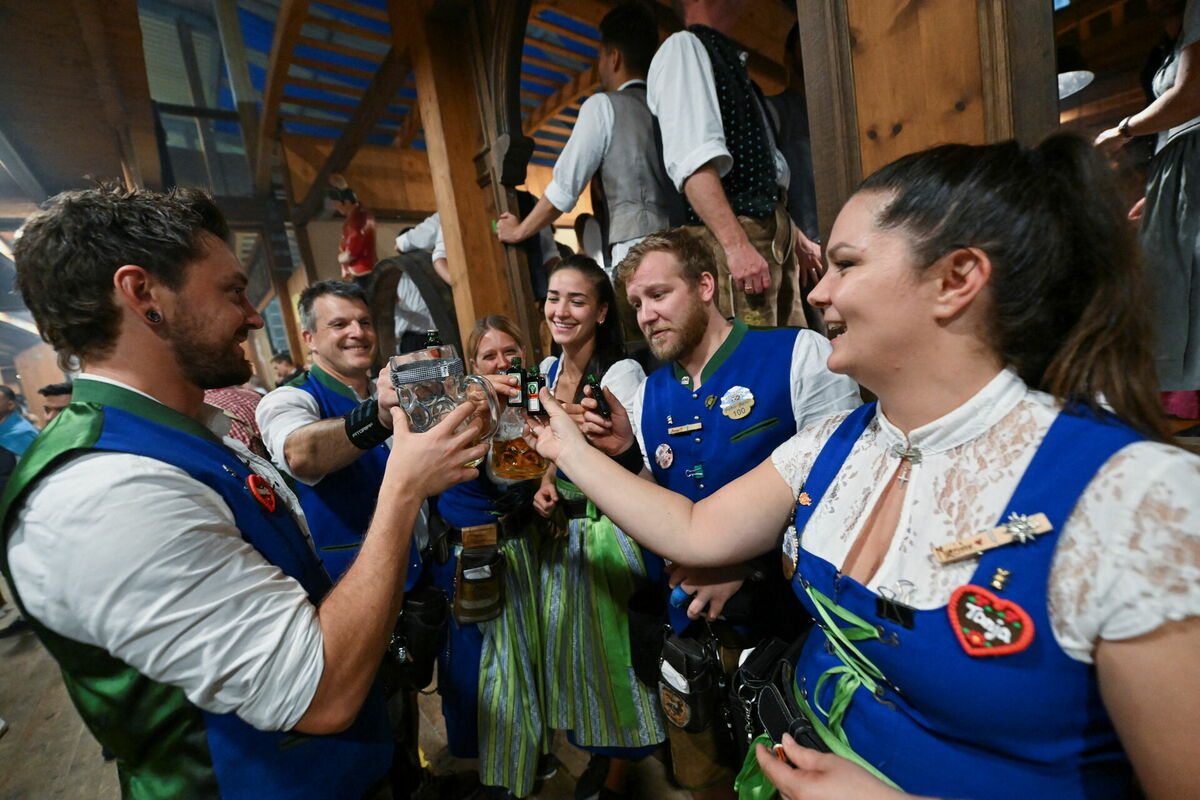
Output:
[[495, 2, 675, 280], [394, 214, 448, 354], [590, 229, 859, 799], [647, 0, 822, 328], [3, 186, 484, 799], [256, 280, 419, 582]]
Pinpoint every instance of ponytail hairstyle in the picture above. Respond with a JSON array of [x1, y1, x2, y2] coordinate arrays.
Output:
[[859, 133, 1169, 441], [549, 254, 627, 399]]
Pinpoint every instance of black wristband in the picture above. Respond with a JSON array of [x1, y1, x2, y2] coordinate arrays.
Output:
[[613, 440, 645, 474], [344, 398, 391, 449]]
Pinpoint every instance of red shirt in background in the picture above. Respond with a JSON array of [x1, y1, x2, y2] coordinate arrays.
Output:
[[340, 206, 377, 278]]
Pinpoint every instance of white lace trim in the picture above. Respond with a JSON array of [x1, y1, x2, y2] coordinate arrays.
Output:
[[771, 375, 1200, 664]]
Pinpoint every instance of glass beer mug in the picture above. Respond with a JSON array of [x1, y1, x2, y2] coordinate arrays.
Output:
[[487, 404, 548, 482], [389, 356, 500, 466]]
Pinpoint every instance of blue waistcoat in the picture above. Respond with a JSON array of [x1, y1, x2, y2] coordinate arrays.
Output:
[[787, 403, 1140, 798], [641, 324, 798, 501], [0, 381, 392, 799], [639, 323, 801, 634], [289, 366, 421, 586]]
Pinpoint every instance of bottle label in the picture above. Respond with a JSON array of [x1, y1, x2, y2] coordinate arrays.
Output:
[[526, 381, 541, 413]]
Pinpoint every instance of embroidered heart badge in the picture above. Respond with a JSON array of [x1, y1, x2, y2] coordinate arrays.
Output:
[[246, 474, 277, 513], [948, 584, 1034, 657]]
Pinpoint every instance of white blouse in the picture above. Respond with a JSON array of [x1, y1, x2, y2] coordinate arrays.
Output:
[[770, 368, 1200, 664]]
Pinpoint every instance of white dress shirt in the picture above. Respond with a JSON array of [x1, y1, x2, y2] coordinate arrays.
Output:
[[395, 212, 441, 255], [5, 374, 324, 731], [541, 356, 646, 412], [647, 31, 789, 193], [771, 368, 1200, 664], [256, 375, 379, 488]]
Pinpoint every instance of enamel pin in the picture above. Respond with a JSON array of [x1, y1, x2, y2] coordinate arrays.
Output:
[[655, 443, 674, 469], [932, 512, 1051, 564], [247, 474, 277, 513], [949, 584, 1034, 656], [719, 386, 755, 420]]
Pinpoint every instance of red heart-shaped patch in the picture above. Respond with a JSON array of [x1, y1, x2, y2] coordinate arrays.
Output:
[[246, 474, 277, 513], [948, 584, 1034, 657]]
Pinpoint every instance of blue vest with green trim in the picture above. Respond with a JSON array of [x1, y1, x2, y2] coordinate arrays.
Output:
[[0, 383, 393, 799], [787, 403, 1138, 798], [640, 323, 801, 635], [641, 325, 798, 501], [288, 367, 421, 586]]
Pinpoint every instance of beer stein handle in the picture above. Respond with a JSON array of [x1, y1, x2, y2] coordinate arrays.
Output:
[[463, 375, 501, 442]]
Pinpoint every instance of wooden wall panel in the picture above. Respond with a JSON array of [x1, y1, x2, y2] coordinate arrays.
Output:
[[798, 0, 1057, 240], [281, 135, 436, 218], [846, 0, 987, 177]]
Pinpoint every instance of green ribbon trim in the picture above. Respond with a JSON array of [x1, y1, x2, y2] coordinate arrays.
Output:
[[795, 584, 900, 789], [72, 379, 224, 445], [672, 318, 748, 387], [734, 733, 779, 799], [310, 363, 362, 402], [556, 478, 639, 730]]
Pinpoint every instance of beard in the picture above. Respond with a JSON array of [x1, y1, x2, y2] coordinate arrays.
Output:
[[646, 291, 708, 363], [167, 308, 253, 390]]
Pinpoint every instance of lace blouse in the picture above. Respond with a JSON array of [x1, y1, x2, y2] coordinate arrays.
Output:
[[770, 368, 1200, 664]]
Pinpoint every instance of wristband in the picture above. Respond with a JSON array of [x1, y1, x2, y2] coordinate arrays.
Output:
[[613, 440, 645, 474], [1117, 116, 1133, 138], [344, 398, 391, 449]]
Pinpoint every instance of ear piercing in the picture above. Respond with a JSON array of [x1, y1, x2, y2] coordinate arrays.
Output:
[[146, 310, 162, 323]]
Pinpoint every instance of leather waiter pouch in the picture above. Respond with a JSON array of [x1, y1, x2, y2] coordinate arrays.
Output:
[[659, 634, 720, 733], [390, 584, 449, 690], [452, 546, 505, 624]]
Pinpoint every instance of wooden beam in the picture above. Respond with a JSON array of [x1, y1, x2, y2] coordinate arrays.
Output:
[[395, 107, 422, 147], [522, 64, 598, 136], [286, 75, 366, 99], [523, 33, 594, 66], [292, 54, 375, 82], [296, 35, 384, 66], [316, 0, 389, 23], [520, 71, 558, 90], [527, 16, 600, 50], [0, 124, 46, 202], [306, 11, 391, 45], [522, 52, 584, 76], [255, 0, 310, 194], [293, 45, 412, 225], [412, 0, 521, 340], [212, 0, 260, 169]]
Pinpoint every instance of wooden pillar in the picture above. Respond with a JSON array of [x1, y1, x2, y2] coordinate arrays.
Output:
[[408, 0, 537, 351], [797, 0, 1057, 241]]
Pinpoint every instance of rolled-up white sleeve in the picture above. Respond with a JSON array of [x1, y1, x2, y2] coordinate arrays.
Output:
[[6, 452, 324, 731], [396, 213, 440, 253], [789, 331, 862, 427], [256, 387, 323, 486], [648, 31, 732, 191], [432, 224, 447, 263], [544, 93, 613, 214]]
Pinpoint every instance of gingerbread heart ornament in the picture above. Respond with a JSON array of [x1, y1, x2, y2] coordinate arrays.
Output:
[[948, 584, 1034, 657]]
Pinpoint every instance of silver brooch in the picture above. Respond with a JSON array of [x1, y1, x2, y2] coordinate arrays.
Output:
[[1005, 512, 1038, 544], [890, 443, 923, 464]]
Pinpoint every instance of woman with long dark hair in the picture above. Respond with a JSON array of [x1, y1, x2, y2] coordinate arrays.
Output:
[[535, 255, 665, 797], [528, 135, 1199, 799]]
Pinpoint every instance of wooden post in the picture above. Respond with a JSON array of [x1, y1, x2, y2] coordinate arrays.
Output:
[[409, 0, 532, 347], [796, 0, 1057, 241]]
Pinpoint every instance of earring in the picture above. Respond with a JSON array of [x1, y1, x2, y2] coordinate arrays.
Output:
[[145, 310, 162, 323]]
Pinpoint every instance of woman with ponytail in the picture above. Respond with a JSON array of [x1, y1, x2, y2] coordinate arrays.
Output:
[[526, 134, 1200, 799]]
